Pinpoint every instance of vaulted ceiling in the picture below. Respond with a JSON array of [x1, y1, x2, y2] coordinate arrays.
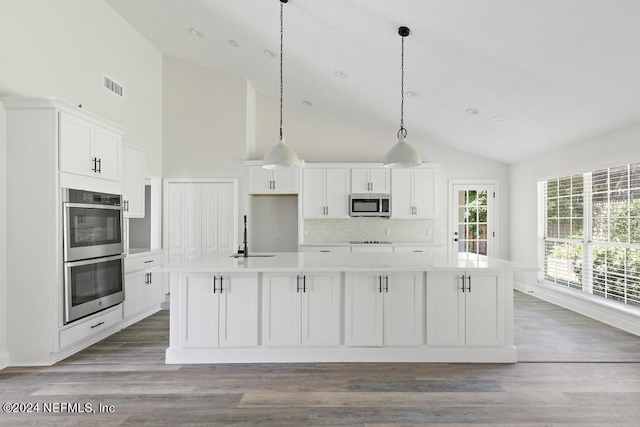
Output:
[[107, 0, 640, 164]]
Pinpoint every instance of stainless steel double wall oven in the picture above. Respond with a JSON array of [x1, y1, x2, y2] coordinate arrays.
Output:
[[62, 188, 125, 324]]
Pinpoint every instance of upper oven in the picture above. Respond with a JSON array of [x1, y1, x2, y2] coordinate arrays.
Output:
[[63, 188, 124, 262], [349, 193, 391, 217]]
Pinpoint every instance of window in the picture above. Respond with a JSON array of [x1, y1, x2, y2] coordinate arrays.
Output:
[[539, 163, 640, 308]]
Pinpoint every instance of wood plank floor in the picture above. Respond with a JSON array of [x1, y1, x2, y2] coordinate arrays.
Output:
[[1, 291, 640, 426]]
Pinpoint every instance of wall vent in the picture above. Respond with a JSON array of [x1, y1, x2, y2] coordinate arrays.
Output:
[[103, 76, 124, 98]]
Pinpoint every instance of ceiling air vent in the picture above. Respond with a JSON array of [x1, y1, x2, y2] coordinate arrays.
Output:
[[103, 75, 124, 98]]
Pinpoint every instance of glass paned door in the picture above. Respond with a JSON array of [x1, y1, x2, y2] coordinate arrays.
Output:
[[451, 184, 495, 259]]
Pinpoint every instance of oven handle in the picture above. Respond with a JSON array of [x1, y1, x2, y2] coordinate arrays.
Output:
[[64, 202, 124, 210], [64, 254, 125, 268]]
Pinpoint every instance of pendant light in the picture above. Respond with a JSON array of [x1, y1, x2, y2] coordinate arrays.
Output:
[[383, 26, 422, 168], [262, 0, 301, 169]]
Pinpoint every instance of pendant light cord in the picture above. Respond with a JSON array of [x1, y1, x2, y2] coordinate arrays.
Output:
[[398, 34, 407, 139], [279, 0, 284, 141]]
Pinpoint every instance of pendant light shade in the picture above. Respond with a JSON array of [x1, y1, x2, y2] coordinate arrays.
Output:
[[262, 136, 300, 169], [383, 130, 422, 168], [383, 26, 422, 168], [262, 0, 300, 169]]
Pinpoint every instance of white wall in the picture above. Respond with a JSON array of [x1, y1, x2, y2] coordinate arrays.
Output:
[[0, 104, 7, 368], [255, 94, 512, 257], [0, 0, 163, 175]]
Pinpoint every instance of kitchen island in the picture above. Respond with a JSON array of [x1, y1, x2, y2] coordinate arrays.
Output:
[[163, 252, 535, 364]]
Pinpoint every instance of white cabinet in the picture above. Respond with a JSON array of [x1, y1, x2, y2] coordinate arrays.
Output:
[[302, 168, 350, 218], [351, 168, 390, 193], [122, 141, 146, 218], [123, 252, 166, 325], [344, 272, 423, 346], [59, 111, 122, 182], [300, 246, 351, 253], [426, 271, 505, 346], [351, 246, 393, 253], [179, 273, 258, 348], [167, 182, 235, 263], [391, 168, 435, 218], [246, 163, 299, 194], [393, 246, 443, 253], [262, 272, 341, 346]]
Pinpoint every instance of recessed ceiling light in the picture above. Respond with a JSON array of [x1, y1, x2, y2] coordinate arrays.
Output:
[[466, 108, 479, 115], [492, 116, 506, 122], [188, 28, 203, 38], [302, 100, 313, 106], [228, 40, 239, 47], [405, 91, 420, 98], [335, 70, 348, 79], [263, 49, 276, 58]]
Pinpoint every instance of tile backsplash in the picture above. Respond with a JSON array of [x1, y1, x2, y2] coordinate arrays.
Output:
[[303, 218, 434, 243]]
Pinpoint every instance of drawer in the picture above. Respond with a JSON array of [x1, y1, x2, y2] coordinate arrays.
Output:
[[59, 306, 123, 349], [125, 252, 166, 274], [300, 246, 351, 253]]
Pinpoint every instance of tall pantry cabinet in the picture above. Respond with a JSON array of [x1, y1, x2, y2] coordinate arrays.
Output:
[[166, 180, 237, 264]]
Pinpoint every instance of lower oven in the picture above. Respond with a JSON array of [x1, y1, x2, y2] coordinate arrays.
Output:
[[64, 254, 125, 324]]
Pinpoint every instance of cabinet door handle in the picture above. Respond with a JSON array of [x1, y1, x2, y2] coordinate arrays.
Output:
[[97, 158, 102, 173], [91, 157, 97, 172], [149, 272, 152, 285], [91, 321, 105, 329], [303, 275, 306, 293], [467, 275, 471, 293], [385, 275, 389, 293], [378, 275, 383, 293], [460, 275, 466, 293], [219, 276, 224, 293], [143, 260, 154, 264], [213, 276, 217, 293], [296, 275, 300, 293]]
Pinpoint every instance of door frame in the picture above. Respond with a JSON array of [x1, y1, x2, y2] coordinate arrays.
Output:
[[448, 179, 500, 257]]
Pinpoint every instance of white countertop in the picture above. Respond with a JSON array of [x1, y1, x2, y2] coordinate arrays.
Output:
[[299, 242, 442, 247], [160, 252, 536, 273]]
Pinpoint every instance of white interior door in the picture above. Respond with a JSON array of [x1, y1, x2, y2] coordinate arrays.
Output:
[[450, 183, 497, 259]]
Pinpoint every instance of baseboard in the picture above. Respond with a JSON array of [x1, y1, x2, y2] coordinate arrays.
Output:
[[0, 351, 9, 370], [515, 281, 640, 337]]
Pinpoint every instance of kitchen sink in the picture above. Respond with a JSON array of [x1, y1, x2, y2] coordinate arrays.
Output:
[[230, 254, 276, 258]]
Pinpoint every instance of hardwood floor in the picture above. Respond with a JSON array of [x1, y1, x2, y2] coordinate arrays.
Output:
[[1, 291, 640, 426]]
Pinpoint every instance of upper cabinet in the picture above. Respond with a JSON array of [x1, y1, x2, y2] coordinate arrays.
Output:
[[302, 167, 350, 218], [351, 168, 390, 193], [59, 111, 122, 182], [244, 161, 299, 194], [122, 140, 146, 218], [391, 167, 437, 218]]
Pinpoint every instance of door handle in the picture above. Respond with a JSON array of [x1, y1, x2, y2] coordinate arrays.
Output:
[[460, 275, 466, 293], [296, 275, 300, 293], [219, 276, 224, 293], [303, 275, 306, 293], [378, 275, 383, 293], [467, 275, 471, 293], [213, 276, 217, 293], [97, 158, 102, 173], [385, 275, 389, 293]]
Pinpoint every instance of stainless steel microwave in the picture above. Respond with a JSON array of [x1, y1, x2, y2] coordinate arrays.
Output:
[[349, 193, 391, 217]]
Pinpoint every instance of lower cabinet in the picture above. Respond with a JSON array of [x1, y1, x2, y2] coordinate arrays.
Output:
[[123, 252, 166, 325], [179, 272, 258, 348], [426, 271, 505, 346], [262, 272, 341, 346], [344, 272, 424, 346]]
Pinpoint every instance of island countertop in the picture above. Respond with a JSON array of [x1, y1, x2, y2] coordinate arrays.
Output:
[[161, 251, 536, 273]]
